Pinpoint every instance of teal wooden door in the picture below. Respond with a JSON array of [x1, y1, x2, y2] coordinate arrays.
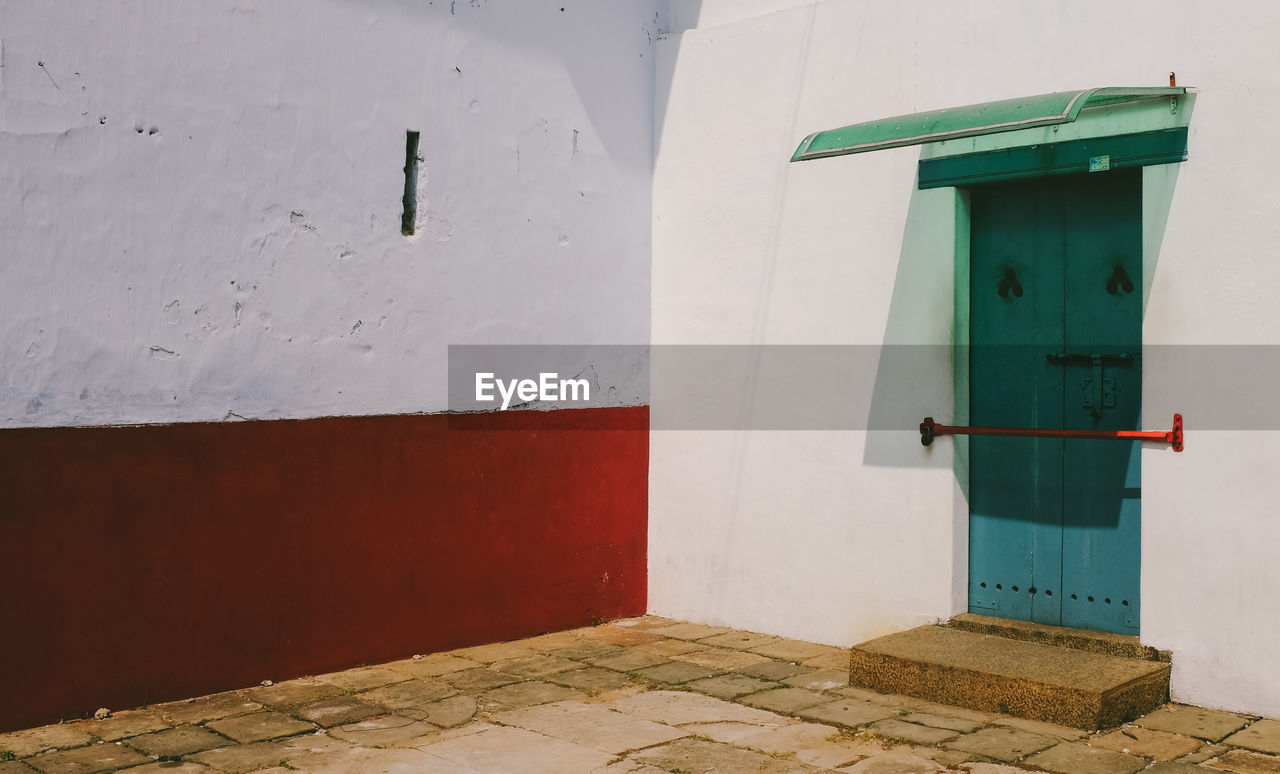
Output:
[[969, 169, 1142, 635]]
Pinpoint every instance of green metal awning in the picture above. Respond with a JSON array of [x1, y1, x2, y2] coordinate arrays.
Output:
[[791, 87, 1185, 162]]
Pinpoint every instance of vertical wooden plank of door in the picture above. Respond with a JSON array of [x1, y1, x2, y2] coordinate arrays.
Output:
[[969, 180, 1064, 623], [1060, 170, 1143, 634], [1030, 180, 1066, 625]]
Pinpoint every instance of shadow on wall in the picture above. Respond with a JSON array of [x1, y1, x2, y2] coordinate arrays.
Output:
[[861, 156, 1187, 500], [861, 173, 963, 470], [653, 0, 704, 171]]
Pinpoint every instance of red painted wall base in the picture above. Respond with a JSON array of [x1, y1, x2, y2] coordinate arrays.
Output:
[[0, 407, 648, 733]]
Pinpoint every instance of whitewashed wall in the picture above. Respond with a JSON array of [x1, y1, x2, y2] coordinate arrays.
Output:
[[651, 0, 1280, 717], [1, 0, 658, 426]]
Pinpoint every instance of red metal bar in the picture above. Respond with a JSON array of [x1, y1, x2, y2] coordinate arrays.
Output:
[[920, 413, 1183, 452]]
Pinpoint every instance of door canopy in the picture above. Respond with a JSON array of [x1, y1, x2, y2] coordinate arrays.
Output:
[[791, 87, 1186, 162]]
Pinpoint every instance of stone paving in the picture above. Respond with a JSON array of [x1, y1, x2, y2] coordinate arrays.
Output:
[[3, 616, 1280, 773]]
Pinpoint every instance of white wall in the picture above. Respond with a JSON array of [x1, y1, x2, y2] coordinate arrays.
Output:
[[1, 0, 659, 426], [651, 0, 1280, 717]]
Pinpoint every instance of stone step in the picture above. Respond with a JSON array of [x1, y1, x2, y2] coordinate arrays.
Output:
[[947, 612, 1171, 662], [848, 625, 1170, 729]]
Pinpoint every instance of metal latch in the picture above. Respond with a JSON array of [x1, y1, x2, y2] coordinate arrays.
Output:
[[1046, 353, 1135, 418]]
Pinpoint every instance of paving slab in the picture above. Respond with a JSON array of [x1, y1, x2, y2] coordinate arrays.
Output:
[[0, 726, 94, 758], [1091, 724, 1202, 760], [783, 668, 850, 691], [649, 622, 732, 641], [1225, 720, 1280, 755], [542, 641, 625, 661], [547, 667, 637, 694], [989, 714, 1088, 740], [903, 700, 994, 725], [69, 710, 170, 742], [837, 750, 944, 773], [686, 674, 777, 700], [117, 763, 210, 774], [581, 625, 666, 647], [295, 695, 384, 728], [920, 746, 976, 767], [589, 650, 673, 672], [245, 678, 340, 709], [124, 726, 232, 757], [1180, 742, 1228, 763], [633, 737, 824, 774], [247, 732, 350, 759], [416, 724, 615, 774], [411, 695, 477, 728], [439, 668, 520, 692], [736, 661, 813, 681], [356, 678, 456, 710], [1024, 741, 1147, 774], [671, 648, 771, 671], [479, 680, 586, 709], [410, 720, 497, 745], [313, 666, 409, 692], [519, 630, 590, 652], [286, 745, 445, 774], [735, 722, 885, 768], [488, 654, 580, 679], [795, 699, 898, 729], [834, 687, 922, 710], [680, 720, 795, 744], [385, 654, 480, 679], [955, 764, 1026, 774], [22, 744, 151, 774], [698, 632, 781, 651], [186, 739, 308, 773], [327, 714, 439, 746], [892, 710, 985, 733], [183, 731, 348, 767], [803, 651, 854, 670], [1141, 763, 1211, 774], [203, 712, 314, 744], [0, 763, 38, 774], [1135, 703, 1252, 742], [635, 639, 711, 657], [941, 725, 1058, 762], [866, 719, 960, 746], [447, 641, 538, 663], [633, 661, 717, 684], [608, 690, 789, 728], [491, 701, 687, 754], [599, 761, 670, 774], [738, 687, 828, 714], [752, 639, 845, 663], [1205, 748, 1280, 772], [612, 616, 680, 631], [151, 693, 262, 726]]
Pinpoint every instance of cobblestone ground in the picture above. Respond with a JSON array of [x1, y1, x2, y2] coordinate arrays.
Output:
[[4, 616, 1280, 773]]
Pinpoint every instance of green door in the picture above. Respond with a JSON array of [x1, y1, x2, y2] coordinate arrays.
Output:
[[968, 169, 1142, 635]]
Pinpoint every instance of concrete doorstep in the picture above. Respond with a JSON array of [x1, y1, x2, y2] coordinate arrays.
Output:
[[849, 622, 1171, 729]]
